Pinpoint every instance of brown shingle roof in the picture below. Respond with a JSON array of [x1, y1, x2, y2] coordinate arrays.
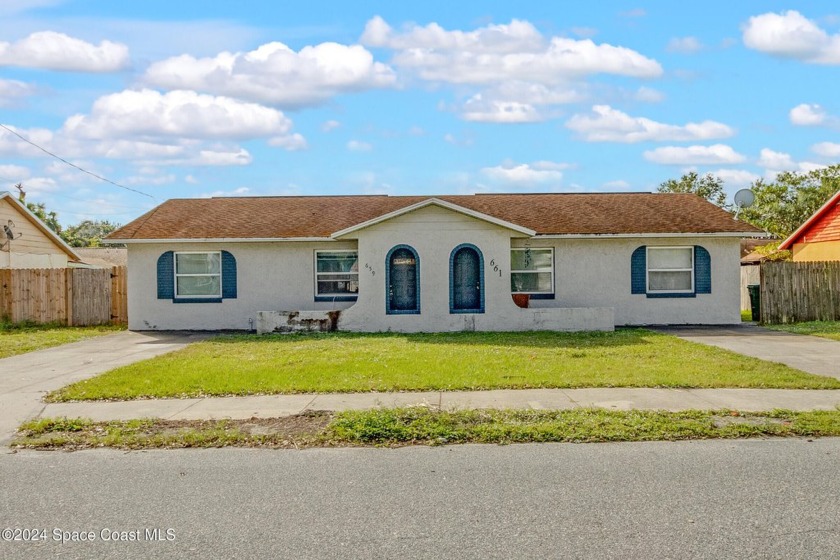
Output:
[[107, 193, 762, 240]]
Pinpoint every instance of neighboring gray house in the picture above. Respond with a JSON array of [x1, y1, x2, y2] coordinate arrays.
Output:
[[106, 193, 762, 332]]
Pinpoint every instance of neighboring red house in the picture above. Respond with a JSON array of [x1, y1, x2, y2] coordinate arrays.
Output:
[[779, 190, 840, 261]]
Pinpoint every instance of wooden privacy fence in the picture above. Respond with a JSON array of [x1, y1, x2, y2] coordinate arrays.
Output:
[[760, 261, 840, 324], [0, 266, 127, 326]]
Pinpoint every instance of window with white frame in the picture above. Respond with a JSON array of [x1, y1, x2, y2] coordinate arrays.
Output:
[[647, 246, 693, 293], [175, 252, 221, 298], [315, 251, 359, 297], [510, 248, 554, 294]]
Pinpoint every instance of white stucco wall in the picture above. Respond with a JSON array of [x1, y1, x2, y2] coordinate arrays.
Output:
[[336, 205, 613, 332], [126, 205, 741, 331], [126, 241, 358, 330], [512, 236, 741, 325]]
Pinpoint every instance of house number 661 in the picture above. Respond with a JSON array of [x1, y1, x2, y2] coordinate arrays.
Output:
[[489, 259, 502, 277]]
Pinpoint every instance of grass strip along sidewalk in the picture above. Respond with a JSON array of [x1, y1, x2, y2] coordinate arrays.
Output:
[[765, 320, 840, 342], [46, 330, 840, 402], [13, 408, 840, 450], [0, 322, 123, 359]]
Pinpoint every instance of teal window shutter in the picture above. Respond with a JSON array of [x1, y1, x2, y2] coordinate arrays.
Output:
[[694, 246, 711, 294], [631, 246, 646, 294], [157, 251, 174, 299], [221, 251, 237, 299]]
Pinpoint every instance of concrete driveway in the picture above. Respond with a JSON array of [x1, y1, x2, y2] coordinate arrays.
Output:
[[0, 331, 207, 444], [653, 324, 840, 379]]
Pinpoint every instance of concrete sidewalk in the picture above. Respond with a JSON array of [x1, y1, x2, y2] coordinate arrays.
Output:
[[653, 324, 840, 379], [38, 387, 840, 422], [0, 330, 209, 444]]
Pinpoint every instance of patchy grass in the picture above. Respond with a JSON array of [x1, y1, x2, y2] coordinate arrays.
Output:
[[13, 408, 840, 450], [13, 412, 331, 450], [765, 321, 840, 342], [0, 321, 124, 359], [46, 330, 840, 402]]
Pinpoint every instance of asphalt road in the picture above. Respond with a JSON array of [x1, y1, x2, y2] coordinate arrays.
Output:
[[1, 439, 839, 559]]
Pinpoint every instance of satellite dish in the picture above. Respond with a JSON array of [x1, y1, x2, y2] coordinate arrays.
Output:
[[733, 189, 755, 220], [734, 189, 755, 208]]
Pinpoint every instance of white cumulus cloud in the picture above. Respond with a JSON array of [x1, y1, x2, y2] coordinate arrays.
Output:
[[61, 89, 295, 141], [644, 144, 746, 165], [460, 94, 543, 123], [789, 103, 827, 125], [0, 31, 129, 72], [0, 163, 31, 182], [789, 103, 839, 128], [812, 142, 840, 158], [756, 148, 825, 176], [566, 105, 734, 143], [362, 16, 545, 53], [742, 10, 840, 64], [712, 169, 760, 187], [372, 20, 663, 83], [0, 122, 257, 169], [0, 78, 36, 106], [756, 148, 795, 170], [481, 160, 569, 183], [361, 16, 661, 124], [143, 41, 395, 107]]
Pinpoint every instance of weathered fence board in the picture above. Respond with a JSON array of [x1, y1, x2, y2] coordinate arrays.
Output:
[[111, 266, 128, 325], [760, 261, 840, 324], [0, 266, 127, 326], [71, 268, 112, 326]]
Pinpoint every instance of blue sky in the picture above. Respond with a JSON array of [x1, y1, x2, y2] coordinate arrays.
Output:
[[0, 1, 838, 226]]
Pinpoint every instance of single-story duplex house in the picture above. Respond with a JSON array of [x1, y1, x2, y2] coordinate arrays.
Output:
[[106, 192, 763, 332], [779, 189, 840, 261]]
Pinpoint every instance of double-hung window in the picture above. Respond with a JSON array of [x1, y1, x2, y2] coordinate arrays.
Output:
[[315, 251, 359, 300], [647, 246, 693, 294], [175, 252, 222, 298], [510, 248, 554, 296]]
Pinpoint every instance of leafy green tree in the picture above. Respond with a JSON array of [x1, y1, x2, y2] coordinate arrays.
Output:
[[62, 219, 120, 247], [658, 172, 729, 209], [25, 201, 62, 234], [15, 184, 120, 246], [739, 165, 840, 238]]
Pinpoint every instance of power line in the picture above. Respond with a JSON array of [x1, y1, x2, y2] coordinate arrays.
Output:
[[0, 175, 148, 211], [0, 123, 157, 201]]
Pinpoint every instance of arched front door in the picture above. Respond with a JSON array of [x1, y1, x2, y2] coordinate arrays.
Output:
[[450, 244, 484, 313], [387, 245, 419, 314]]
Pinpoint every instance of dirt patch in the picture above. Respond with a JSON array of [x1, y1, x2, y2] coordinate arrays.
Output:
[[711, 413, 789, 428], [13, 411, 335, 451]]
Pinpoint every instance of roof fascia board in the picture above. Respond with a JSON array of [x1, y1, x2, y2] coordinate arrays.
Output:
[[533, 232, 769, 239], [106, 237, 337, 244], [0, 191, 81, 260], [331, 197, 536, 238], [778, 189, 840, 250]]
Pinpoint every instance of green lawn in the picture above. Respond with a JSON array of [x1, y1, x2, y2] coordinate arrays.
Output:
[[46, 329, 840, 401], [0, 321, 124, 359], [765, 321, 840, 341]]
